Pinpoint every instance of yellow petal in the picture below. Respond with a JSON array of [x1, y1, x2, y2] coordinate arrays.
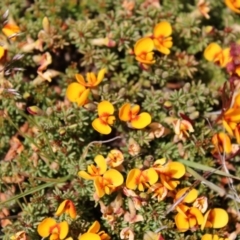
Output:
[[144, 168, 158, 185], [79, 233, 101, 240], [0, 46, 5, 59], [119, 103, 131, 121], [201, 209, 211, 230], [59, 221, 69, 239], [76, 88, 90, 106], [94, 177, 105, 198], [153, 39, 171, 55], [96, 68, 107, 85], [153, 21, 172, 38], [66, 82, 86, 102], [208, 208, 229, 228], [92, 118, 112, 135], [190, 207, 204, 225], [221, 48, 231, 67], [98, 101, 114, 116], [131, 112, 152, 129], [225, 0, 240, 13], [55, 200, 68, 216], [126, 169, 141, 190], [88, 221, 100, 233], [134, 37, 154, 55], [86, 72, 97, 85], [135, 52, 156, 64], [78, 170, 95, 180], [224, 108, 240, 122], [131, 105, 140, 115], [175, 188, 198, 203], [2, 24, 20, 38], [222, 120, 234, 136], [94, 155, 107, 175], [104, 169, 123, 186], [167, 162, 185, 178], [201, 234, 213, 240], [75, 74, 86, 86], [218, 132, 232, 154], [175, 212, 189, 232], [37, 218, 56, 237], [68, 201, 77, 219], [204, 43, 222, 62]]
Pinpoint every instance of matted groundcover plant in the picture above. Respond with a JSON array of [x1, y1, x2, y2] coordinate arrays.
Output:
[[0, 0, 240, 239]]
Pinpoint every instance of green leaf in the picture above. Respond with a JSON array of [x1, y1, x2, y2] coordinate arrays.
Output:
[[186, 167, 226, 196], [179, 159, 240, 180]]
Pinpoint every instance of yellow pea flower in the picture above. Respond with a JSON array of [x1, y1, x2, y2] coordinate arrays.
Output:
[[147, 182, 168, 202], [225, 0, 240, 13], [10, 231, 28, 240], [106, 149, 124, 168], [2, 23, 20, 39], [75, 68, 106, 88], [175, 206, 204, 232], [193, 196, 208, 213], [201, 234, 229, 240], [66, 82, 90, 106], [222, 107, 240, 136], [134, 37, 155, 68], [78, 221, 110, 240], [119, 103, 151, 129], [126, 168, 158, 191], [92, 101, 116, 134], [201, 208, 229, 230], [153, 21, 173, 55], [37, 218, 69, 240], [204, 43, 231, 67], [153, 159, 185, 190], [78, 155, 107, 180], [55, 199, 77, 219], [211, 132, 232, 155], [94, 169, 124, 198]]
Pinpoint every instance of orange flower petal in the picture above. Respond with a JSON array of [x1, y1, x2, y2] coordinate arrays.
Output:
[[66, 82, 86, 102], [126, 169, 141, 190], [96, 68, 107, 86], [103, 169, 124, 186], [37, 218, 56, 237], [167, 162, 185, 178], [92, 118, 112, 135], [94, 177, 105, 198], [78, 170, 95, 180], [209, 208, 229, 228], [153, 21, 172, 38], [134, 37, 154, 55], [175, 187, 198, 203], [55, 200, 68, 216], [94, 155, 107, 175], [144, 168, 158, 185], [119, 103, 131, 122], [79, 233, 101, 240], [204, 43, 222, 62], [225, 0, 240, 13], [76, 88, 90, 106], [88, 221, 100, 233], [58, 221, 69, 239], [175, 212, 189, 232], [98, 101, 114, 116], [75, 74, 86, 85], [131, 112, 152, 129], [190, 207, 204, 225], [2, 23, 20, 38]]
